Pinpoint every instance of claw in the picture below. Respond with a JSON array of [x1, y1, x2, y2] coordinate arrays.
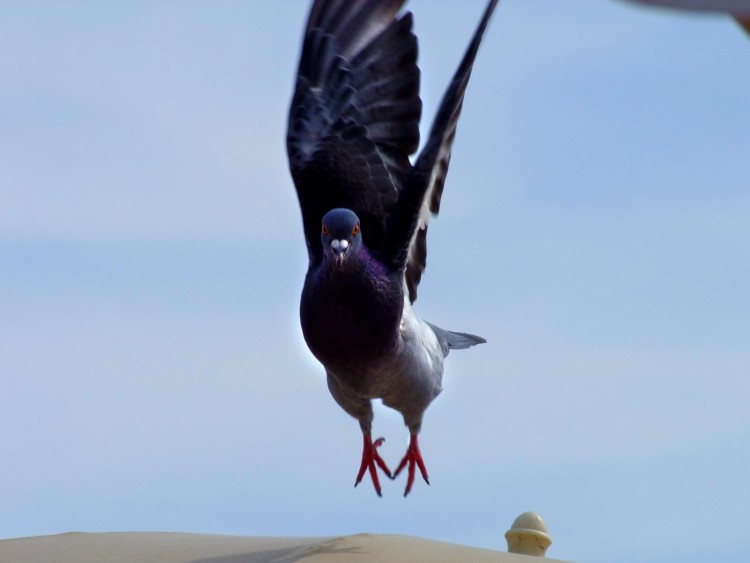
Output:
[[354, 434, 392, 496], [393, 434, 429, 497]]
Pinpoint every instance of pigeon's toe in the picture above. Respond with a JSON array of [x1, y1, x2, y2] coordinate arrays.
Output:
[[354, 434, 392, 497], [394, 434, 430, 497]]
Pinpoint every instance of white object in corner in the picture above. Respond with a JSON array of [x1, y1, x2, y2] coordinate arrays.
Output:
[[505, 511, 552, 557]]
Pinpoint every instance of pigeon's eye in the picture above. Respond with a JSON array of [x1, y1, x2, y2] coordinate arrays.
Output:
[[352, 224, 360, 236], [322, 225, 328, 235]]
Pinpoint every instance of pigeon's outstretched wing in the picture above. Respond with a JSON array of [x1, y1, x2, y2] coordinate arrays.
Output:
[[386, 0, 499, 302], [287, 0, 422, 264]]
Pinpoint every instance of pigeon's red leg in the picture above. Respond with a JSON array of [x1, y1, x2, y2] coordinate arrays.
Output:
[[354, 434, 392, 497], [394, 434, 429, 497]]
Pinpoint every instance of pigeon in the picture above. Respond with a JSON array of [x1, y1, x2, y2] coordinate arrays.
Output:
[[286, 0, 498, 496]]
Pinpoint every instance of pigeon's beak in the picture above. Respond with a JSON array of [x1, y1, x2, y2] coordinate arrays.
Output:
[[331, 239, 349, 266]]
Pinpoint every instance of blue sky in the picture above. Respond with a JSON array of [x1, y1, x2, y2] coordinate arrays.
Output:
[[1, 2, 748, 562]]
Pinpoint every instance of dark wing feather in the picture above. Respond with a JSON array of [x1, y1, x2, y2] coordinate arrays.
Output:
[[385, 0, 500, 302], [287, 0, 421, 264]]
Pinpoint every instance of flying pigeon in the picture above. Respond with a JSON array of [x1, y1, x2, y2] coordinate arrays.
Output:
[[286, 0, 498, 496]]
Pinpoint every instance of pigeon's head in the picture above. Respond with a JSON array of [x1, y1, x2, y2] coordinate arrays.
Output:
[[321, 208, 362, 267]]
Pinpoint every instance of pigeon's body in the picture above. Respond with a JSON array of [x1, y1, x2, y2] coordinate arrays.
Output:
[[287, 0, 498, 496]]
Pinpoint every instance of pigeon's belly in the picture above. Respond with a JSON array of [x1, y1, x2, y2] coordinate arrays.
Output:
[[311, 296, 446, 425], [325, 306, 446, 430]]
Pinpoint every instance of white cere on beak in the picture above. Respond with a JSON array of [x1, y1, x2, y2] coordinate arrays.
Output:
[[331, 239, 349, 251]]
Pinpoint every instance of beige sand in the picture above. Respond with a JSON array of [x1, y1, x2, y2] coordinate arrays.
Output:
[[0, 532, 570, 562]]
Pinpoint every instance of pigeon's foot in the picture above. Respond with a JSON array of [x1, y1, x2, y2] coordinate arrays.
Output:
[[393, 433, 429, 497], [354, 434, 392, 497]]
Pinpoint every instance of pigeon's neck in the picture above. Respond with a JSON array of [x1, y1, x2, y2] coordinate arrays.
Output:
[[320, 244, 384, 277]]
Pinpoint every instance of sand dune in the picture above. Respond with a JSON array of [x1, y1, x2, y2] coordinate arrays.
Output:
[[0, 532, 571, 562]]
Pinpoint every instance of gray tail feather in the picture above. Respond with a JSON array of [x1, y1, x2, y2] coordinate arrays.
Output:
[[426, 322, 486, 352]]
